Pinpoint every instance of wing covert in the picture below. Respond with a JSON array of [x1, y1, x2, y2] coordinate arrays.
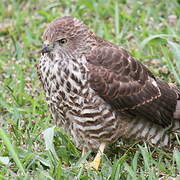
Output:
[[86, 47, 160, 110], [86, 46, 176, 126]]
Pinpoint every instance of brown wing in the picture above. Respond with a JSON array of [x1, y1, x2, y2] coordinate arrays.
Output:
[[86, 46, 177, 127]]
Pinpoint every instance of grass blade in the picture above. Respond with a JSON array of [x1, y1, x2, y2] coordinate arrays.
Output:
[[124, 162, 137, 179], [138, 145, 150, 170], [168, 41, 180, 74], [111, 153, 128, 180], [161, 46, 180, 85], [140, 34, 179, 49], [166, 59, 180, 85], [0, 127, 26, 175], [132, 151, 140, 171], [42, 126, 59, 161], [114, 2, 120, 39], [0, 174, 8, 180], [173, 149, 180, 172]]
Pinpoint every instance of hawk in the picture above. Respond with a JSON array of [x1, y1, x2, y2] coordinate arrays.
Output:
[[37, 16, 180, 170]]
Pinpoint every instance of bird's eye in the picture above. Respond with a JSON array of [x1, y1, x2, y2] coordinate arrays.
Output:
[[58, 38, 67, 45]]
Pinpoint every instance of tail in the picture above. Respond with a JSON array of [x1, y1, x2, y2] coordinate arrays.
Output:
[[173, 100, 180, 119], [172, 100, 180, 132], [168, 83, 180, 132], [136, 120, 170, 147], [119, 115, 171, 147], [118, 83, 180, 147], [147, 84, 180, 144]]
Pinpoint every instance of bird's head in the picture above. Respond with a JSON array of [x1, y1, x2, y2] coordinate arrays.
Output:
[[41, 16, 94, 56]]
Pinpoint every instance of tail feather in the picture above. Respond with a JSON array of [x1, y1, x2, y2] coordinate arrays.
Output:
[[174, 100, 180, 119], [118, 83, 180, 147], [170, 84, 180, 130], [119, 116, 171, 147], [172, 119, 180, 132]]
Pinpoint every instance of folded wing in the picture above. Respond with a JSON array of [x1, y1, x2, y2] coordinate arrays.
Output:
[[86, 46, 177, 127]]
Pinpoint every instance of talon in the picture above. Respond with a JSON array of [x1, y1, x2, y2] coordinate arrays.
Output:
[[88, 142, 106, 170], [88, 158, 101, 170]]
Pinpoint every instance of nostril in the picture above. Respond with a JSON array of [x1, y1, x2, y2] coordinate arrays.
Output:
[[41, 45, 52, 55]]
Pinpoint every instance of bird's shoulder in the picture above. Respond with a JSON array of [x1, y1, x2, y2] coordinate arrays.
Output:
[[85, 40, 156, 97]]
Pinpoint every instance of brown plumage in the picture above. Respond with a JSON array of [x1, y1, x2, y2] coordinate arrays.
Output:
[[38, 16, 180, 154]]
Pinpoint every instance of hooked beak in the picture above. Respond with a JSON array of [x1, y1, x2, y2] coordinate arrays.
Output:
[[41, 44, 54, 55]]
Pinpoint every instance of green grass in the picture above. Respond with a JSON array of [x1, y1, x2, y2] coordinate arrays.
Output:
[[0, 0, 180, 179]]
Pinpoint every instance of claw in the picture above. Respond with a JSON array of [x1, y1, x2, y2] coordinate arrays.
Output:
[[88, 142, 106, 170]]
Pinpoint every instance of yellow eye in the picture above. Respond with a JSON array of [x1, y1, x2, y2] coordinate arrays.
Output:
[[58, 38, 67, 45]]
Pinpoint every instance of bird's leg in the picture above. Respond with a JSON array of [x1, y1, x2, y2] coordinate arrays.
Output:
[[82, 146, 87, 156], [89, 142, 106, 170]]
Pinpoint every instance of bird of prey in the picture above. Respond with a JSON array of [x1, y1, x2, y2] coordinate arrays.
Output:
[[37, 16, 180, 170]]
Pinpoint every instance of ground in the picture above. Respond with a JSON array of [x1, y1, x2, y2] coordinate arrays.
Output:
[[0, 0, 180, 179]]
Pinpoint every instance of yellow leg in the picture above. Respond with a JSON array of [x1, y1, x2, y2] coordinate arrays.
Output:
[[82, 147, 87, 156], [89, 142, 106, 170]]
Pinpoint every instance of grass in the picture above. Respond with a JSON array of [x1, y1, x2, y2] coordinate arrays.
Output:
[[0, 0, 180, 179]]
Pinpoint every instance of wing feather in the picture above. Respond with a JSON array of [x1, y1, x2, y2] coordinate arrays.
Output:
[[86, 46, 177, 127]]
